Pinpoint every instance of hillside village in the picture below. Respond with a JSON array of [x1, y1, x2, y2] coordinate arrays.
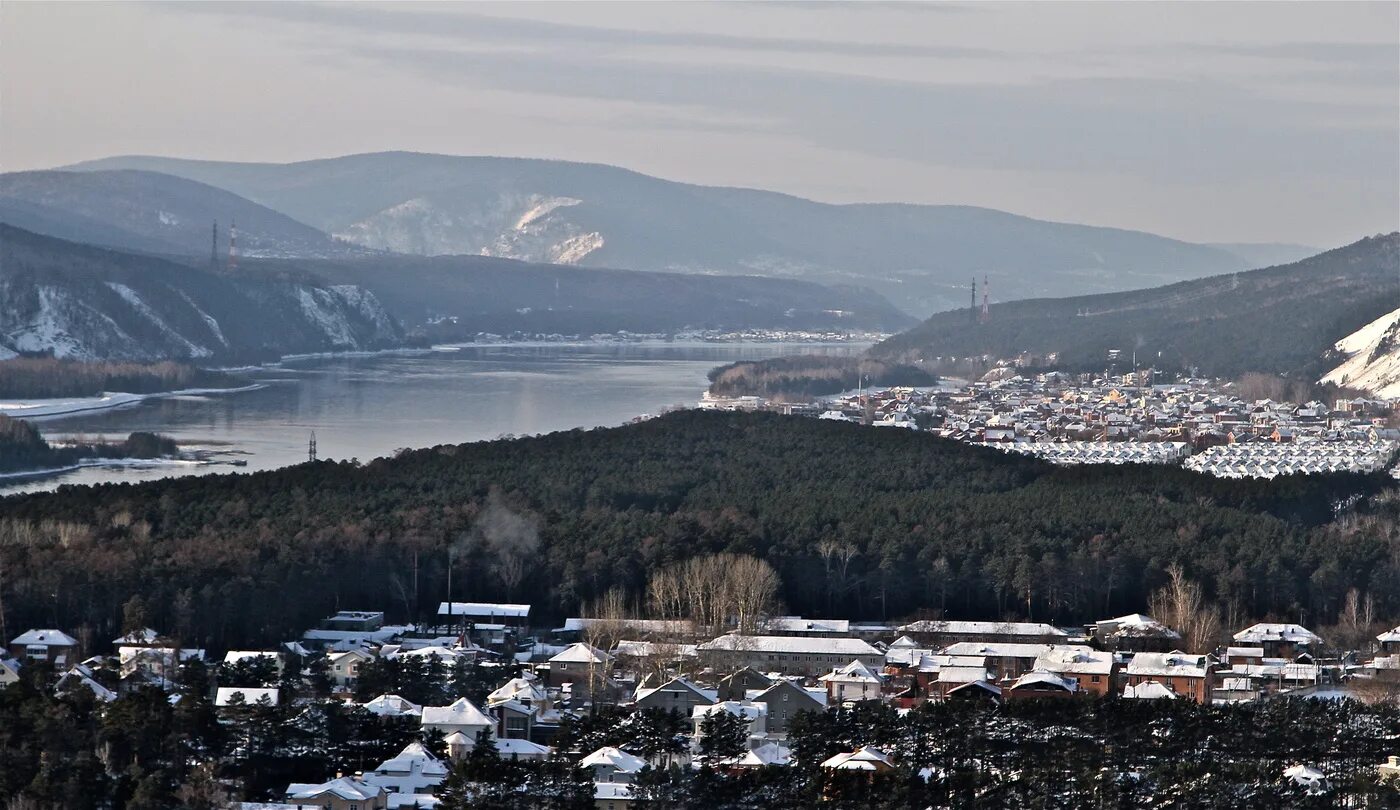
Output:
[[5, 598, 1400, 807], [701, 371, 1400, 478]]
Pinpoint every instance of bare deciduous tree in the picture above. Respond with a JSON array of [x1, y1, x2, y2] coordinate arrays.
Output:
[[1149, 563, 1221, 654]]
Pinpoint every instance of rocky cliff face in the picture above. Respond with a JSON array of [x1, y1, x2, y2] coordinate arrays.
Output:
[[0, 224, 403, 362]]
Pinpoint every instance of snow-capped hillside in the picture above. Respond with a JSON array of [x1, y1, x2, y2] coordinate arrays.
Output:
[[0, 224, 404, 363], [1321, 306, 1400, 398], [334, 192, 604, 265]]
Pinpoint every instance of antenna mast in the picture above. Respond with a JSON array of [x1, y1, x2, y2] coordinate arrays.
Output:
[[308, 431, 317, 463], [980, 274, 990, 323], [227, 219, 238, 272], [970, 277, 977, 323]]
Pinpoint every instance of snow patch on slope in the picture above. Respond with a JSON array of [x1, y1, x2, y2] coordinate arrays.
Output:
[[296, 286, 358, 347], [1321, 306, 1400, 398], [177, 291, 229, 347], [7, 287, 101, 359], [105, 282, 211, 358]]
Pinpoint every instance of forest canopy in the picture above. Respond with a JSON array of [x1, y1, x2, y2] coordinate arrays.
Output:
[[0, 410, 1394, 651]]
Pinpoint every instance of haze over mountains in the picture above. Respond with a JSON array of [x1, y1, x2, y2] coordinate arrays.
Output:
[[65, 152, 1318, 315], [872, 233, 1400, 381]]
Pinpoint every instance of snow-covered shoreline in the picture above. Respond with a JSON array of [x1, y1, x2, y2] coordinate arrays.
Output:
[[0, 455, 216, 482], [0, 383, 266, 420]]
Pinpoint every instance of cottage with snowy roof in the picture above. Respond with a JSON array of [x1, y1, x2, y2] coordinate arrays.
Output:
[[9, 629, 78, 664]]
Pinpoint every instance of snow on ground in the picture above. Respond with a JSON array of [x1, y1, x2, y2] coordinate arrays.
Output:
[[8, 287, 98, 359], [296, 287, 357, 347], [0, 384, 263, 419], [105, 282, 212, 358], [1321, 306, 1400, 398]]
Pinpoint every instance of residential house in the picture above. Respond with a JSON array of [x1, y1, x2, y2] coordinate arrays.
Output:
[[717, 668, 772, 701], [438, 601, 530, 629], [56, 663, 117, 702], [696, 635, 882, 678], [421, 697, 493, 743], [1377, 626, 1400, 655], [363, 741, 448, 797], [633, 677, 717, 714], [285, 777, 387, 810], [819, 659, 883, 704], [9, 629, 78, 664], [1090, 614, 1181, 653], [0, 657, 20, 689], [691, 701, 767, 751], [750, 679, 824, 737], [1033, 646, 1116, 696], [1232, 624, 1323, 659], [820, 746, 896, 773], [1005, 670, 1078, 700], [362, 694, 423, 719], [547, 643, 614, 697], [327, 649, 375, 687], [940, 642, 1050, 682], [580, 746, 647, 784], [1123, 652, 1212, 703]]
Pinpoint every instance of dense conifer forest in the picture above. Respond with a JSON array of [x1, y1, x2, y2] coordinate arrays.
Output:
[[0, 411, 1394, 650]]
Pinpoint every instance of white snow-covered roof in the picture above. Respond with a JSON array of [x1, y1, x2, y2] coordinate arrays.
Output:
[[941, 641, 1052, 658], [735, 741, 791, 767], [1096, 614, 1179, 639], [1378, 626, 1400, 643], [496, 738, 552, 757], [223, 650, 280, 665], [888, 635, 919, 649], [1233, 623, 1322, 645], [549, 642, 611, 664], [10, 629, 78, 647], [819, 659, 883, 683], [215, 687, 280, 706], [635, 676, 717, 704], [821, 746, 894, 771], [438, 601, 530, 619], [936, 665, 994, 684], [1034, 645, 1115, 676], [692, 700, 767, 722], [374, 742, 449, 777], [899, 619, 1069, 638], [362, 694, 423, 717], [1008, 670, 1077, 692], [698, 635, 880, 656], [421, 697, 492, 727], [1122, 682, 1177, 700], [579, 746, 647, 773], [287, 776, 381, 801], [1124, 652, 1208, 678], [487, 675, 547, 706], [762, 617, 851, 634], [1284, 763, 1329, 789], [112, 628, 161, 645]]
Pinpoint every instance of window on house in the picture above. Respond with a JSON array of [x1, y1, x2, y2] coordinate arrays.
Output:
[[558, 663, 567, 670], [1091, 675, 1100, 683]]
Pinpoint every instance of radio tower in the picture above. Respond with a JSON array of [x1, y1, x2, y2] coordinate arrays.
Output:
[[308, 431, 317, 463], [210, 221, 219, 270], [979, 274, 990, 323], [227, 219, 238, 273], [970, 277, 977, 324]]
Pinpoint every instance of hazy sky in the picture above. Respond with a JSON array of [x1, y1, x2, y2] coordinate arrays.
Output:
[[2, 1, 1397, 246]]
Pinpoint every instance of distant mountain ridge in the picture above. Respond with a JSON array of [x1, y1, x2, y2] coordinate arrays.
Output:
[[0, 169, 360, 259], [0, 224, 402, 362], [65, 152, 1315, 315], [872, 233, 1400, 380]]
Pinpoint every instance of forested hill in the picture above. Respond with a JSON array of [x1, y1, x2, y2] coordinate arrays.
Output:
[[260, 251, 917, 336], [0, 224, 402, 362], [1, 410, 1392, 651], [872, 233, 1400, 377], [68, 152, 1293, 314]]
